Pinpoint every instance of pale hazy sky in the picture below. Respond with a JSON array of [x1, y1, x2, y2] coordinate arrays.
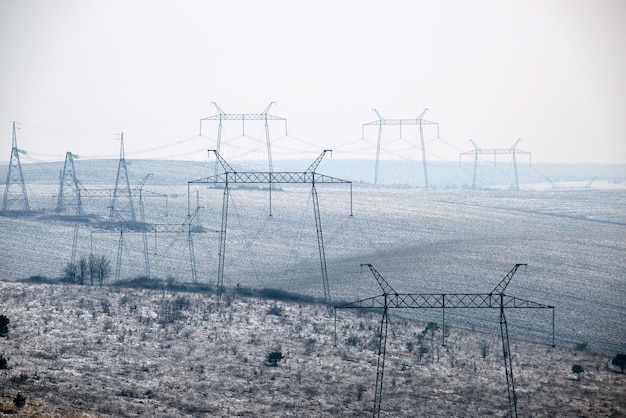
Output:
[[1, 0, 625, 164]]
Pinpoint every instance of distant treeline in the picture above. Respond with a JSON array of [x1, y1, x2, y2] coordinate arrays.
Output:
[[16, 274, 327, 306]]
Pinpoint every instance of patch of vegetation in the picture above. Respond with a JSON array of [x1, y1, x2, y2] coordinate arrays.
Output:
[[266, 305, 284, 316], [346, 335, 361, 347], [572, 364, 584, 380], [0, 314, 9, 337], [422, 322, 440, 339], [612, 353, 626, 373], [266, 350, 284, 366], [159, 296, 192, 324], [23, 275, 55, 284], [575, 341, 588, 351], [13, 393, 26, 408], [0, 354, 7, 370]]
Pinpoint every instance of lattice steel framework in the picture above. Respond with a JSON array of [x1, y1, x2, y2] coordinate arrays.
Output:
[[92, 208, 203, 284], [459, 139, 531, 191], [199, 102, 288, 177], [56, 152, 83, 215], [362, 109, 439, 186], [2, 121, 30, 212], [109, 133, 136, 222], [188, 150, 352, 304], [336, 263, 555, 418]]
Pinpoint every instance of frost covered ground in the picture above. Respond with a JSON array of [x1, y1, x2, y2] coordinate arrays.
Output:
[[1, 182, 624, 354], [0, 281, 624, 417]]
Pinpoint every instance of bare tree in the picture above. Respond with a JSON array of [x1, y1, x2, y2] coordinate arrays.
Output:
[[77, 256, 89, 285], [89, 255, 111, 286], [88, 254, 96, 285], [62, 261, 78, 284]]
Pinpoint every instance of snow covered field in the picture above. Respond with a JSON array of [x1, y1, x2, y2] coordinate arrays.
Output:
[[1, 161, 625, 356]]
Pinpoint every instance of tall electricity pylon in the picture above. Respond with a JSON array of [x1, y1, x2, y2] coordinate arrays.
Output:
[[137, 173, 152, 279], [459, 139, 531, 191], [188, 150, 352, 303], [55, 151, 83, 263], [336, 264, 555, 418], [56, 152, 83, 215], [362, 109, 438, 186], [199, 102, 288, 177], [109, 133, 136, 222], [2, 121, 30, 212]]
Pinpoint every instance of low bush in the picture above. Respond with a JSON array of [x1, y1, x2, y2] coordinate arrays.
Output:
[[0, 314, 9, 337], [0, 354, 7, 369], [13, 393, 26, 408], [266, 350, 284, 366]]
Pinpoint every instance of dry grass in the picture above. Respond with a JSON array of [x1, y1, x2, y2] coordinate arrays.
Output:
[[1, 281, 624, 417]]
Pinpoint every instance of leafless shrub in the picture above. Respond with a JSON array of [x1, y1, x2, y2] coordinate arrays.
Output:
[[304, 338, 316, 355], [356, 383, 366, 401], [13, 393, 26, 408], [267, 304, 284, 316], [346, 335, 360, 347], [480, 341, 490, 359], [101, 299, 111, 315], [0, 354, 7, 369], [10, 371, 29, 384]]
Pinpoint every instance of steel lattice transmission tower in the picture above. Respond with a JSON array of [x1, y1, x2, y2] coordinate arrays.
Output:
[[56, 152, 83, 215], [336, 263, 555, 418], [109, 133, 136, 222], [362, 109, 439, 186], [199, 102, 288, 178], [459, 139, 531, 191], [2, 121, 30, 212], [55, 151, 84, 263], [189, 150, 352, 304]]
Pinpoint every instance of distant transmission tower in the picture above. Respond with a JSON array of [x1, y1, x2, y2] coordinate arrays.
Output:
[[109, 133, 136, 222], [2, 121, 30, 212], [199, 102, 288, 178], [56, 152, 83, 215], [362, 109, 438, 186], [189, 150, 352, 302], [459, 139, 531, 191]]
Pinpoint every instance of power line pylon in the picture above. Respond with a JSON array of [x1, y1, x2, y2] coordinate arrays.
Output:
[[199, 102, 288, 178], [459, 139, 531, 191], [2, 121, 30, 212], [109, 133, 136, 222], [188, 150, 352, 303], [56, 152, 83, 215], [137, 173, 152, 279], [336, 263, 555, 418], [54, 151, 84, 263], [362, 109, 438, 186]]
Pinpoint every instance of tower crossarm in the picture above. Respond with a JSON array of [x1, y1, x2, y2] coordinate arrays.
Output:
[[200, 113, 287, 122], [363, 117, 439, 127], [463, 148, 530, 155], [306, 149, 332, 173], [363, 108, 438, 128], [361, 263, 397, 295], [199, 102, 287, 130], [77, 188, 114, 198], [337, 293, 553, 310], [460, 139, 531, 158], [189, 171, 351, 185], [492, 263, 526, 295], [208, 149, 236, 173], [461, 148, 531, 157]]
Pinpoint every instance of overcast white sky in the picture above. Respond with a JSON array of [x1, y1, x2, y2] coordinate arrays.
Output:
[[1, 0, 625, 164]]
